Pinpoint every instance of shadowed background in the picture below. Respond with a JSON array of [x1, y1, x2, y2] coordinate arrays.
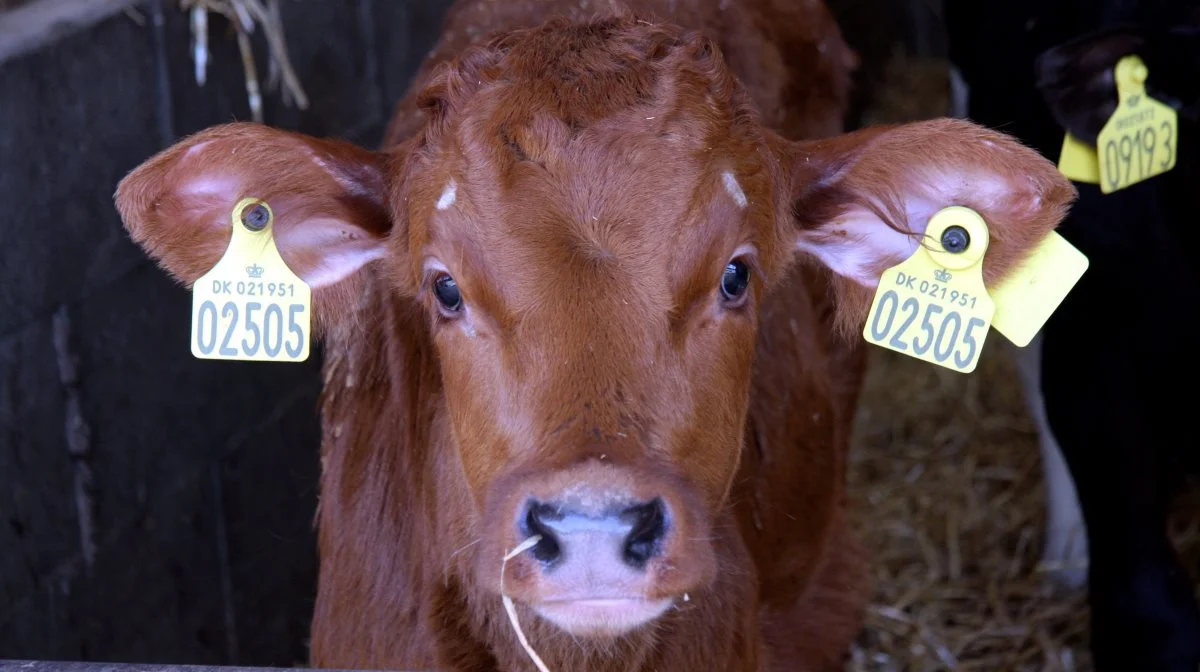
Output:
[[1, 1, 1195, 670]]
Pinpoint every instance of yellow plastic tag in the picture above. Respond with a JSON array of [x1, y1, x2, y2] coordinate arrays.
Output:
[[863, 206, 995, 374], [190, 198, 312, 362], [1057, 132, 1101, 184], [989, 231, 1089, 347], [1096, 54, 1178, 193]]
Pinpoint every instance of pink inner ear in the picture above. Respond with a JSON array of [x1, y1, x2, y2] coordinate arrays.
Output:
[[182, 140, 213, 160], [795, 210, 920, 287], [274, 216, 389, 289], [171, 169, 390, 289], [173, 172, 245, 235], [179, 175, 240, 198]]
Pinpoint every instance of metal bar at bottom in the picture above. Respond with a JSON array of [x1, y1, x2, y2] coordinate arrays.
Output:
[[0, 662, 428, 672]]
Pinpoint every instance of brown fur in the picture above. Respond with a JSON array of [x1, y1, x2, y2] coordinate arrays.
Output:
[[113, 1, 1076, 670]]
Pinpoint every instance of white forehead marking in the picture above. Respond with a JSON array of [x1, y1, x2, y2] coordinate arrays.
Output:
[[722, 171, 747, 209], [436, 179, 457, 210]]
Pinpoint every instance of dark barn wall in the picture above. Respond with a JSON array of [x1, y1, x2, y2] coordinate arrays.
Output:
[[0, 0, 453, 665]]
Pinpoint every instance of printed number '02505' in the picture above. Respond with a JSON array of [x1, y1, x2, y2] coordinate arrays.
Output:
[[867, 289, 987, 371], [193, 299, 307, 360]]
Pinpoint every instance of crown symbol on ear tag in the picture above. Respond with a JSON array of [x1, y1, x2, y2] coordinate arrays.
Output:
[[187, 197, 313, 363], [862, 206, 995, 374]]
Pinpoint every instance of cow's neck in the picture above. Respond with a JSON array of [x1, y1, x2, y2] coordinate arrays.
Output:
[[312, 279, 453, 667]]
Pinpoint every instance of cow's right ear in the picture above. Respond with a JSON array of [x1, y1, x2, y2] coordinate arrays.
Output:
[[783, 118, 1077, 337], [114, 122, 397, 331]]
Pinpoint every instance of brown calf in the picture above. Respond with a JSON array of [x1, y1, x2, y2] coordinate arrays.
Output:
[[113, 1, 1075, 670]]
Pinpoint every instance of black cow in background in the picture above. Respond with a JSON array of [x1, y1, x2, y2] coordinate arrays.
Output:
[[944, 1, 1200, 670]]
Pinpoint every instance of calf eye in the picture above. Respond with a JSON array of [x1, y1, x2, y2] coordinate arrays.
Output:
[[433, 273, 463, 312], [720, 259, 751, 304]]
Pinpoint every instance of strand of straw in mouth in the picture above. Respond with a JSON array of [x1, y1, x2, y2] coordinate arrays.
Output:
[[501, 535, 552, 672]]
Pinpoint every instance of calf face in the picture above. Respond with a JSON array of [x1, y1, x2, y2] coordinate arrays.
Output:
[[115, 15, 1074, 644]]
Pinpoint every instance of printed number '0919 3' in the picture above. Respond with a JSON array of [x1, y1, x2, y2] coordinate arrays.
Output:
[[1103, 120, 1174, 192], [195, 300, 307, 358], [868, 289, 986, 369]]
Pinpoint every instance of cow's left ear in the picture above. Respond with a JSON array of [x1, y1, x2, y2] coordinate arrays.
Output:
[[783, 117, 1077, 335], [114, 122, 401, 333]]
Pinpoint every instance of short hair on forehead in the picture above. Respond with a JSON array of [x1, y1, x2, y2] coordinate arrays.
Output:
[[390, 12, 786, 326], [411, 14, 761, 155]]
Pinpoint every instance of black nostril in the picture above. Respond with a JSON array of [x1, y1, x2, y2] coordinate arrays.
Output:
[[523, 501, 562, 564], [621, 498, 667, 568]]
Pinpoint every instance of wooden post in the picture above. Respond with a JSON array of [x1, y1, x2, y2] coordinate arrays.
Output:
[[0, 661, 428, 672]]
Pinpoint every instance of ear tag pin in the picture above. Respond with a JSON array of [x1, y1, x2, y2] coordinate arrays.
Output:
[[189, 197, 312, 362], [863, 206, 995, 373]]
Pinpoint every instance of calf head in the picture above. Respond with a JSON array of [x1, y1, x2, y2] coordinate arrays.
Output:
[[115, 15, 1074, 642]]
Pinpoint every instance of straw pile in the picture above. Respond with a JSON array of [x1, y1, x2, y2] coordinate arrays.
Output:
[[846, 346, 1091, 671], [844, 48, 1200, 671]]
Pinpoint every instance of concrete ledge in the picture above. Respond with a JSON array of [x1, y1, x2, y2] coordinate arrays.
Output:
[[0, 0, 143, 64]]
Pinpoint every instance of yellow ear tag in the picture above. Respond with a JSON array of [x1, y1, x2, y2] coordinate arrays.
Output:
[[989, 231, 1089, 347], [1096, 54, 1178, 193], [863, 206, 995, 374], [1057, 132, 1101, 184], [189, 198, 312, 362]]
